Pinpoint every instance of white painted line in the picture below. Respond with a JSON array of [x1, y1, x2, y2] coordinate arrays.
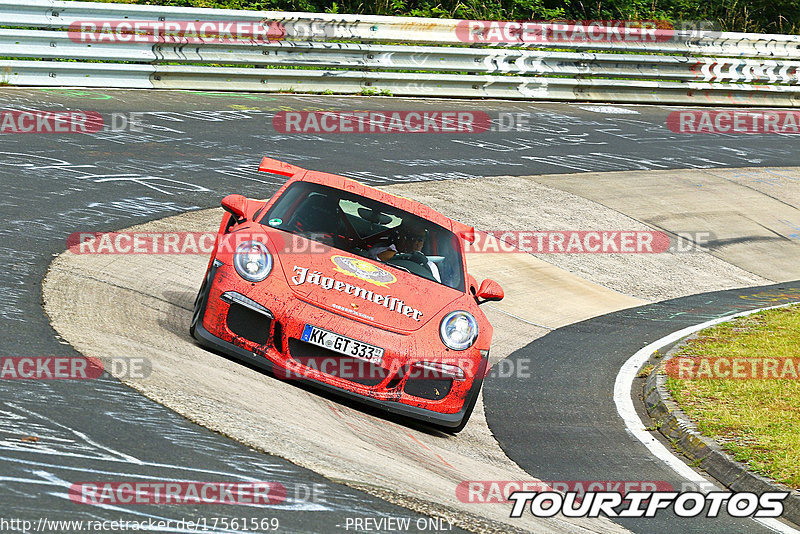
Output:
[[577, 105, 640, 114], [613, 302, 800, 534]]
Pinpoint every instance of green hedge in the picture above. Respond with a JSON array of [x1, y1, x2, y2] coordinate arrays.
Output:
[[94, 0, 799, 34]]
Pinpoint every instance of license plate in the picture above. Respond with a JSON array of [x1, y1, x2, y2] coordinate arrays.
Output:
[[301, 325, 384, 365]]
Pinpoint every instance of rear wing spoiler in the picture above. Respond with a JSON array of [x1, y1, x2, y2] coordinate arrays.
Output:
[[258, 157, 306, 177]]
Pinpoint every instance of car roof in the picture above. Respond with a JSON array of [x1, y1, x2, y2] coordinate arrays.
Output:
[[259, 157, 475, 241]]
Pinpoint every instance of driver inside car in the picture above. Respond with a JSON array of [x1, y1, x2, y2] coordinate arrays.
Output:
[[368, 221, 441, 283]]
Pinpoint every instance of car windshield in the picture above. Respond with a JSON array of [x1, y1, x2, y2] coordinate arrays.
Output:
[[262, 181, 466, 292]]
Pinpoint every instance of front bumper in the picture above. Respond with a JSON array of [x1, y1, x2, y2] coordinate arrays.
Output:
[[191, 262, 487, 429]]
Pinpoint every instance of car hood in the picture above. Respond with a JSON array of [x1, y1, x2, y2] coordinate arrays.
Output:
[[268, 233, 463, 332]]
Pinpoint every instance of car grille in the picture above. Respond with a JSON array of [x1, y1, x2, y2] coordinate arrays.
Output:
[[272, 320, 284, 352], [226, 303, 271, 345], [287, 338, 387, 387]]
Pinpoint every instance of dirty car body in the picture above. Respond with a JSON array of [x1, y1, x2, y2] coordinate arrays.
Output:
[[190, 157, 504, 432]]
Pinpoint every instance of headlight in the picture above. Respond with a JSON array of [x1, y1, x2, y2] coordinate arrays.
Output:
[[439, 311, 478, 351], [233, 240, 272, 282]]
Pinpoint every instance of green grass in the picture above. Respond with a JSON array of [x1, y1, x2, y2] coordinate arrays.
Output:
[[666, 305, 800, 489], [638, 363, 655, 378]]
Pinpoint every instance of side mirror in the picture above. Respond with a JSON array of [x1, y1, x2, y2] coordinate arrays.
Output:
[[221, 194, 247, 223], [476, 279, 504, 304]]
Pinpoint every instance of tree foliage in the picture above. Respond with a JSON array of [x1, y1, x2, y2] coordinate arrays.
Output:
[[127, 0, 799, 34]]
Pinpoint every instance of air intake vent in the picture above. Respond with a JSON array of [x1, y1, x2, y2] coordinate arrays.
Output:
[[403, 377, 452, 401], [226, 303, 270, 345]]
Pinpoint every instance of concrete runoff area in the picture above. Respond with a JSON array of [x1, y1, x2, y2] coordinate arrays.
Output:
[[44, 210, 633, 534], [43, 168, 799, 532], [389, 174, 771, 301], [532, 167, 800, 283]]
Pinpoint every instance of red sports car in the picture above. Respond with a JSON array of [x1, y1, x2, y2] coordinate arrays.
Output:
[[190, 157, 504, 432]]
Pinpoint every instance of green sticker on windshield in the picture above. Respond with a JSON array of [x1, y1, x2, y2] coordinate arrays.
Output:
[[268, 218, 282, 226]]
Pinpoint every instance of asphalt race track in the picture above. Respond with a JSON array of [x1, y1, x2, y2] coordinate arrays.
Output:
[[1, 87, 799, 533], [485, 281, 800, 534]]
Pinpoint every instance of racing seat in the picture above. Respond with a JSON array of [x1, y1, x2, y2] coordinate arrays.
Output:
[[289, 193, 342, 245], [290, 193, 340, 237]]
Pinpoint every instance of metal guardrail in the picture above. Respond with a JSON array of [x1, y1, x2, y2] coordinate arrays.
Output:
[[2, 30, 799, 85], [1, 0, 799, 105]]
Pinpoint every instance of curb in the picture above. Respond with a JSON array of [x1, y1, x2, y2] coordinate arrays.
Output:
[[643, 335, 800, 527]]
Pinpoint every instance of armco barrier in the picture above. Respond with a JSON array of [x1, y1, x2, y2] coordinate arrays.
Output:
[[1, 0, 799, 105]]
